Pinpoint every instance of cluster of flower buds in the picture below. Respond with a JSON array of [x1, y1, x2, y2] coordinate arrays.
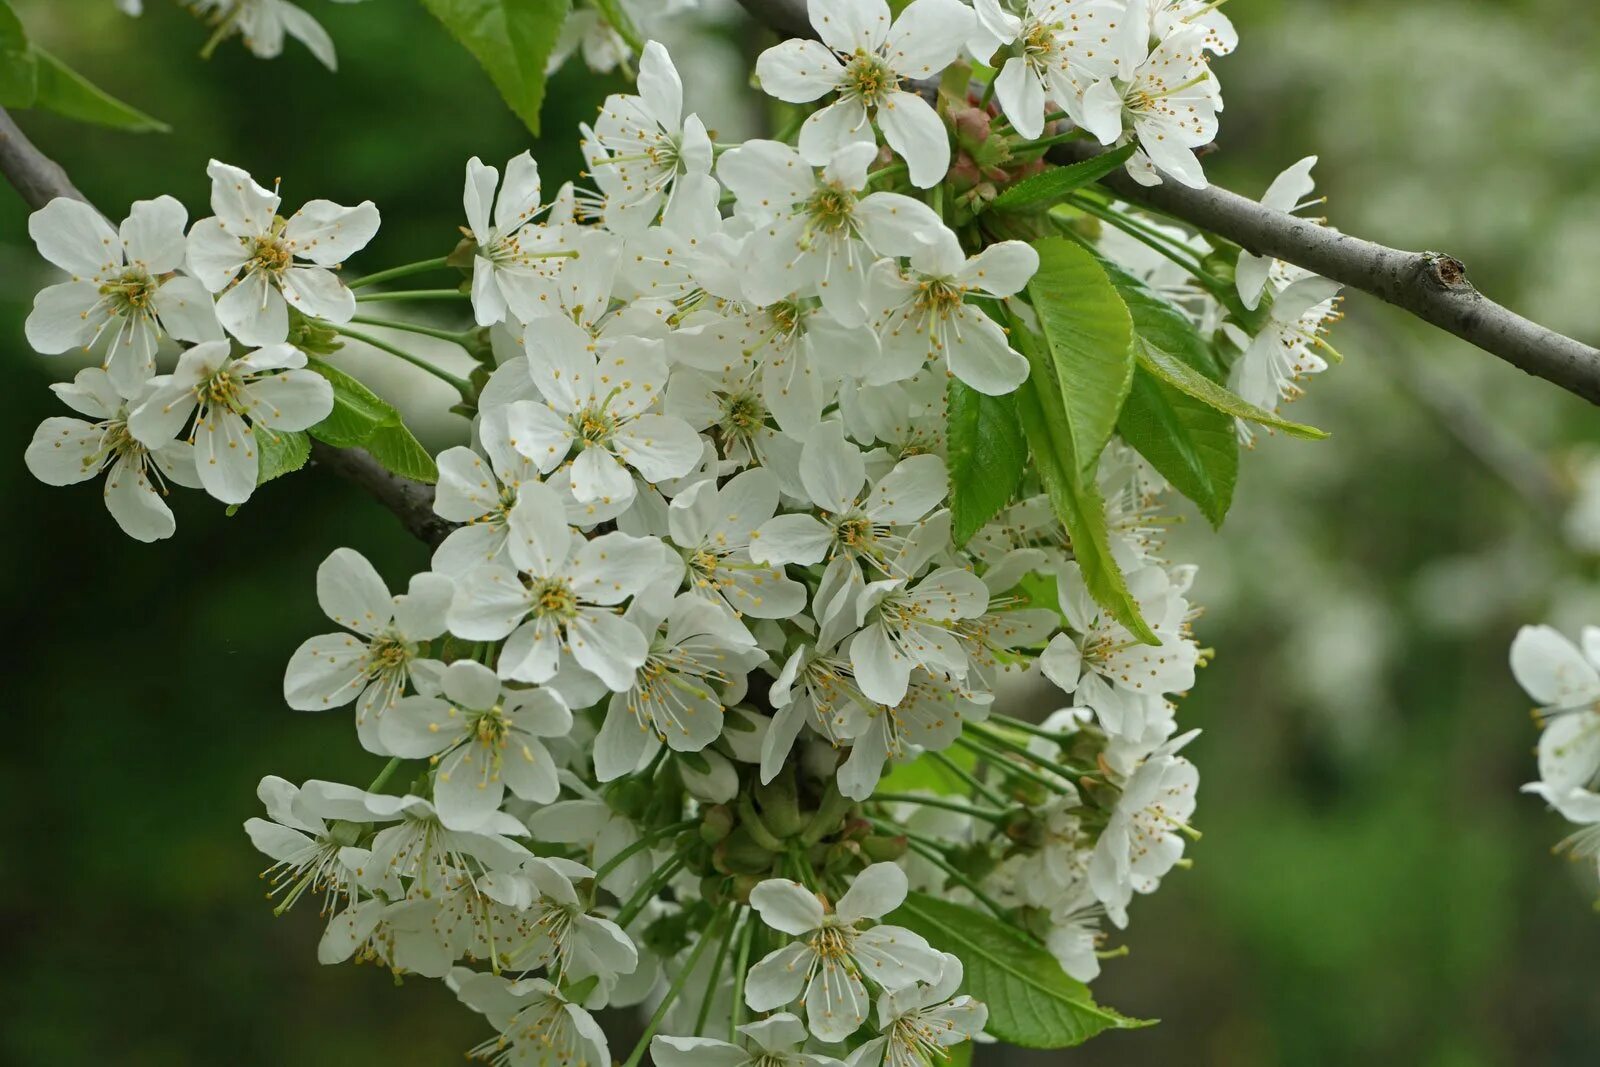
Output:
[[22, 1, 1356, 1061]]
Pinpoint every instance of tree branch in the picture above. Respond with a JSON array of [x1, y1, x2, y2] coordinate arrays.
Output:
[[0, 106, 449, 546], [0, 107, 89, 207], [308, 442, 451, 547], [733, 0, 1600, 407], [1048, 140, 1600, 406]]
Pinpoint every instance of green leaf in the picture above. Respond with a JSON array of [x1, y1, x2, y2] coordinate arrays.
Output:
[[988, 143, 1136, 213], [1137, 342, 1330, 440], [420, 0, 571, 136], [1012, 318, 1157, 645], [0, 1, 36, 108], [305, 358, 439, 483], [945, 379, 1026, 548], [878, 746, 977, 796], [256, 429, 312, 485], [30, 47, 168, 132], [1119, 366, 1238, 527], [1098, 260, 1239, 526], [887, 893, 1153, 1049], [1026, 237, 1136, 477]]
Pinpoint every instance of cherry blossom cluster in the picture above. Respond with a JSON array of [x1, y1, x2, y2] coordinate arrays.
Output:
[[1511, 626, 1600, 893], [18, 2, 1356, 1062]]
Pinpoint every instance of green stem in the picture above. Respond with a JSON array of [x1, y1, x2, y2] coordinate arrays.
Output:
[[989, 712, 1077, 745], [348, 256, 451, 291], [614, 851, 689, 929], [590, 820, 697, 896], [872, 793, 1007, 823], [694, 906, 740, 1036], [367, 757, 402, 793], [592, 0, 646, 54], [1019, 128, 1090, 152], [349, 315, 474, 347], [927, 749, 1008, 808], [620, 905, 729, 1067], [198, 7, 242, 59], [353, 289, 469, 304], [331, 326, 472, 395], [956, 734, 1078, 797], [729, 912, 754, 1042], [867, 819, 1010, 922], [1068, 194, 1209, 276], [968, 722, 1094, 778]]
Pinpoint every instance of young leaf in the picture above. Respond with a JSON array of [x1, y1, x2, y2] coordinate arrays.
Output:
[[946, 379, 1026, 548], [1119, 366, 1238, 527], [305, 358, 439, 483], [30, 48, 169, 132], [886, 892, 1153, 1049], [0, 2, 35, 108], [420, 0, 571, 136], [1012, 319, 1157, 645], [1026, 237, 1136, 477], [1137, 342, 1330, 440], [988, 143, 1136, 213], [1098, 260, 1239, 526], [256, 429, 312, 485]]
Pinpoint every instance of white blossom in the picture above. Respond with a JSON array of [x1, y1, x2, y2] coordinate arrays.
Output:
[[746, 862, 944, 1042], [186, 160, 378, 345], [127, 339, 334, 504], [25, 196, 221, 393], [24, 366, 200, 542], [754, 0, 975, 188]]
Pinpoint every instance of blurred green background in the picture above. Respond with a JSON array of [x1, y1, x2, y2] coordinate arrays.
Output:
[[2, 1, 1598, 1064]]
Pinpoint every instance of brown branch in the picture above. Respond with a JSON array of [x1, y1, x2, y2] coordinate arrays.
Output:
[[308, 442, 451, 547], [734, 0, 1600, 407], [0, 106, 449, 546]]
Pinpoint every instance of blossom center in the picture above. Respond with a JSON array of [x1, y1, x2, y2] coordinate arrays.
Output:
[[367, 634, 414, 675], [806, 185, 858, 234], [530, 577, 579, 619], [914, 277, 967, 317], [99, 268, 159, 315], [248, 234, 293, 277], [572, 405, 617, 446], [842, 52, 897, 104]]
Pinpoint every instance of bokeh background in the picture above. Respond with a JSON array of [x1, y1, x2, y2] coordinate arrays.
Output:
[[2, 1, 1598, 1064]]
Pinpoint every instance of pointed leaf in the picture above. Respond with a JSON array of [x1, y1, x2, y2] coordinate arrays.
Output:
[[946, 379, 1026, 548], [1026, 237, 1135, 477], [305, 358, 439, 484], [1138, 342, 1329, 440], [886, 892, 1154, 1049], [420, 0, 571, 136], [1097, 260, 1239, 526], [988, 143, 1136, 213], [1012, 316, 1157, 645], [0, 2, 35, 108], [30, 48, 168, 132], [255, 429, 312, 485]]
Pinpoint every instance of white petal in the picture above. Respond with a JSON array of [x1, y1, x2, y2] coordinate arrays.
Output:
[[25, 416, 104, 486], [102, 454, 177, 541], [836, 861, 908, 923], [317, 547, 396, 636], [755, 39, 844, 104], [120, 195, 188, 273], [745, 940, 813, 1010], [206, 160, 281, 237], [812, 0, 892, 54], [284, 632, 370, 710], [567, 610, 650, 692], [24, 280, 101, 354], [876, 92, 950, 189], [30, 197, 120, 276], [751, 877, 826, 935], [284, 200, 381, 266], [194, 409, 258, 504], [216, 270, 289, 346], [281, 265, 356, 324]]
